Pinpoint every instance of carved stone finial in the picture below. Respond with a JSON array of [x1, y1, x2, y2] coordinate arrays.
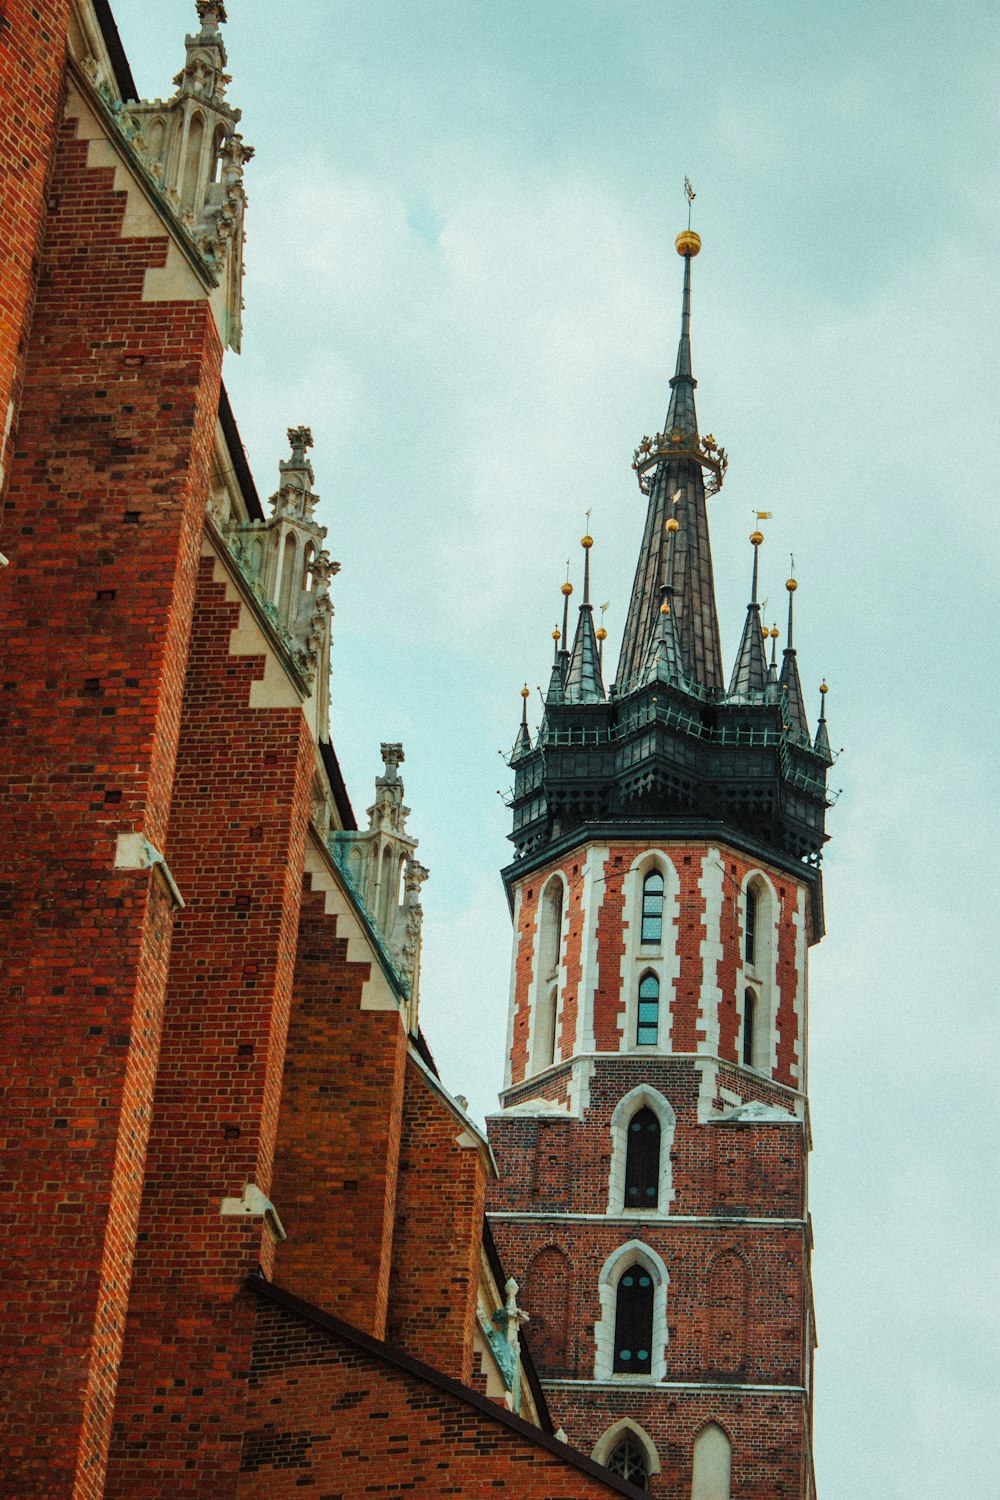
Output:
[[380, 743, 404, 781], [287, 425, 313, 459], [196, 0, 228, 30]]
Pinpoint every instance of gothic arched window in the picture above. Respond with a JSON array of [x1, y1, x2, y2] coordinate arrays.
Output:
[[742, 987, 756, 1068], [691, 1421, 732, 1500], [640, 870, 664, 944], [613, 1263, 654, 1372], [608, 1435, 649, 1487], [636, 973, 659, 1046], [744, 884, 758, 966], [537, 984, 558, 1070], [624, 1107, 660, 1209]]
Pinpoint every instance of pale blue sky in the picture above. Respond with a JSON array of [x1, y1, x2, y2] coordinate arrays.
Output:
[[114, 2, 997, 1495]]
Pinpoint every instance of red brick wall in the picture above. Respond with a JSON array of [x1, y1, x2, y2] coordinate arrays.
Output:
[[239, 1293, 640, 1500], [0, 0, 72, 489], [385, 1055, 487, 1382], [269, 869, 407, 1335], [0, 92, 222, 1497], [104, 551, 316, 1498]]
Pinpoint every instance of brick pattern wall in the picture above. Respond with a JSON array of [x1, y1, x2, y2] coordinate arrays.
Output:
[[269, 870, 407, 1336], [0, 90, 222, 1498], [385, 1055, 488, 1382], [104, 550, 316, 1498], [239, 1295, 641, 1500], [0, 0, 72, 488]]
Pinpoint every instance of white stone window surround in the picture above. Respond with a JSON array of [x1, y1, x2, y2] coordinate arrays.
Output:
[[528, 870, 570, 1077], [606, 1084, 677, 1216], [591, 1418, 662, 1478], [617, 849, 681, 1056], [594, 1239, 670, 1383], [735, 869, 780, 1078]]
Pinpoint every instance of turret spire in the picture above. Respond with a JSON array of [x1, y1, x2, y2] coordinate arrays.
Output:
[[813, 679, 832, 761], [727, 529, 769, 699], [564, 532, 605, 704], [641, 509, 686, 686], [778, 574, 810, 742], [616, 209, 724, 695], [545, 619, 565, 706], [511, 684, 532, 761]]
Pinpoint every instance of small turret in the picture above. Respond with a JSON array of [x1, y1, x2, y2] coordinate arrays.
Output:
[[778, 576, 810, 743], [563, 533, 605, 705], [813, 680, 833, 762], [511, 685, 533, 761], [727, 529, 769, 701], [641, 509, 686, 687]]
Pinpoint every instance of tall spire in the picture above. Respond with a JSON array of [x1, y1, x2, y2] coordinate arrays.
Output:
[[616, 213, 725, 696], [641, 511, 686, 686], [545, 622, 565, 705], [778, 575, 810, 742], [511, 685, 532, 761], [564, 532, 605, 704], [727, 529, 769, 699]]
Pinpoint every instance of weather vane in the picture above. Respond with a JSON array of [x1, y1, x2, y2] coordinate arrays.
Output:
[[684, 176, 696, 229]]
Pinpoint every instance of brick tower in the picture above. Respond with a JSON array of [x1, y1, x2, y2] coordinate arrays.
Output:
[[487, 223, 834, 1499]]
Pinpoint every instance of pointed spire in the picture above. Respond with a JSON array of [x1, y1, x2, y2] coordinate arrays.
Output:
[[616, 219, 724, 696], [764, 624, 780, 704], [564, 532, 606, 704], [545, 623, 565, 705], [512, 684, 533, 761], [641, 511, 686, 686], [559, 572, 573, 681], [813, 680, 832, 761], [778, 575, 810, 742], [596, 603, 608, 676], [727, 529, 770, 700]]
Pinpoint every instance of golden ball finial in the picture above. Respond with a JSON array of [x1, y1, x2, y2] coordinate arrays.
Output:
[[770, 626, 780, 640], [581, 534, 593, 549], [552, 627, 561, 641], [521, 684, 530, 699], [819, 679, 828, 695], [750, 529, 764, 546], [675, 229, 702, 258], [660, 601, 671, 615], [561, 581, 573, 597], [666, 516, 680, 533], [786, 577, 798, 592], [596, 626, 607, 642]]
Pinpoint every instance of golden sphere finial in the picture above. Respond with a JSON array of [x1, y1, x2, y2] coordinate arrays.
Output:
[[786, 577, 798, 592], [675, 229, 702, 258], [666, 516, 680, 533], [660, 601, 671, 616], [820, 679, 828, 695], [770, 626, 780, 640], [596, 626, 607, 642], [581, 533, 593, 549], [561, 581, 573, 597], [521, 684, 530, 699], [750, 529, 764, 546], [552, 627, 561, 641]]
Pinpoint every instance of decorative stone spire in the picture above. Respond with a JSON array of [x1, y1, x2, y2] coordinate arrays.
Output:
[[813, 680, 833, 761], [127, 1, 253, 350], [225, 427, 340, 714], [564, 532, 605, 704], [778, 576, 810, 743], [618, 224, 727, 695], [511, 685, 533, 761], [332, 744, 428, 1017], [727, 529, 769, 700]]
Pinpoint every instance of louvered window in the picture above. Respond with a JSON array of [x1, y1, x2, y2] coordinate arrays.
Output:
[[613, 1264, 654, 1373], [624, 1107, 660, 1209]]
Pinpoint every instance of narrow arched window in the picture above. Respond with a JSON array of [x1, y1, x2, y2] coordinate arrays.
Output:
[[624, 1107, 660, 1209], [641, 870, 664, 944], [608, 1435, 649, 1487], [636, 973, 659, 1046], [691, 1421, 732, 1500], [181, 112, 205, 210], [742, 987, 756, 1067], [539, 878, 563, 981], [613, 1264, 654, 1373], [744, 885, 757, 966]]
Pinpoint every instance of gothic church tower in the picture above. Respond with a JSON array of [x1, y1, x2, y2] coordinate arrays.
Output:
[[487, 226, 834, 1500]]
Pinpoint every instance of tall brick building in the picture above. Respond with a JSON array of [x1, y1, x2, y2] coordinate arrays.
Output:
[[0, 4, 834, 1498], [0, 3, 646, 1496], [486, 230, 833, 1498]]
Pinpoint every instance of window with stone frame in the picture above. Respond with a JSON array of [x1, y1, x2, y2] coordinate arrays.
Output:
[[608, 1435, 649, 1487], [640, 869, 664, 944], [623, 1106, 660, 1210], [636, 972, 659, 1045], [613, 1263, 654, 1373]]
